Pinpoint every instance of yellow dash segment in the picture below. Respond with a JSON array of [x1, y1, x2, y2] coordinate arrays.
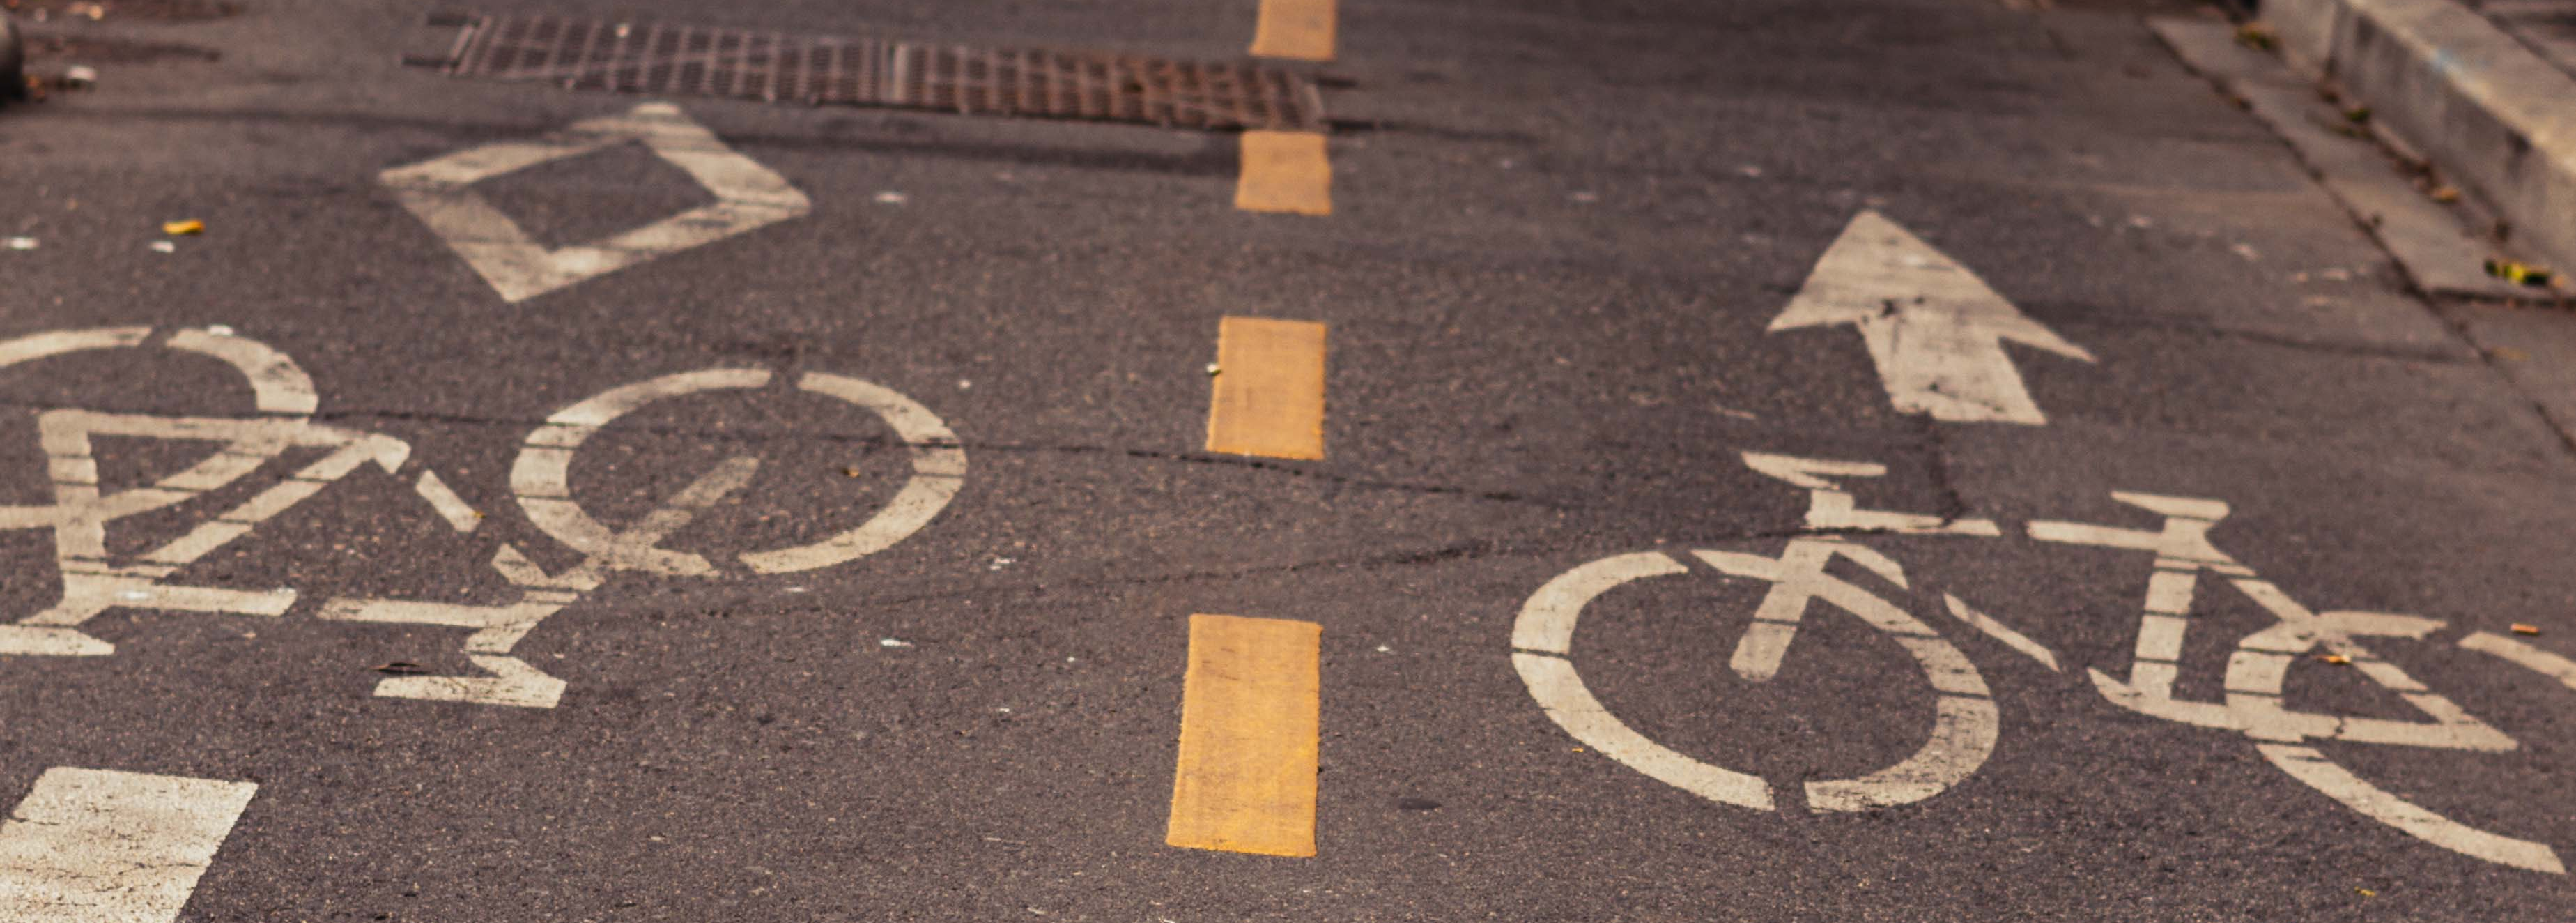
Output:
[[1249, 0, 1337, 61], [1235, 131, 1333, 216], [1167, 613, 1323, 857], [1206, 316, 1327, 460]]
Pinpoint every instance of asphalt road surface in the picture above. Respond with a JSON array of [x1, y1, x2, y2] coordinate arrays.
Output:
[[1, 0, 2573, 920]]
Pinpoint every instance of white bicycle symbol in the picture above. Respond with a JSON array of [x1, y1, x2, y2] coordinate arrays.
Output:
[[0, 326, 966, 708], [1513, 452, 2576, 874]]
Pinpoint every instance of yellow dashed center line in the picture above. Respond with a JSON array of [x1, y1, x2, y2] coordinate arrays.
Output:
[[1235, 130, 1334, 216], [1249, 0, 1337, 61], [1206, 316, 1327, 460], [1166, 613, 1323, 857]]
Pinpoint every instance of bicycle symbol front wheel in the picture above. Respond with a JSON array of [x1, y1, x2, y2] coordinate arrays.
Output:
[[1511, 540, 1998, 813]]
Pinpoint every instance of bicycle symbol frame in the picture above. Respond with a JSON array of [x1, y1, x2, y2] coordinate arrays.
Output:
[[1513, 451, 2576, 874], [0, 326, 965, 708]]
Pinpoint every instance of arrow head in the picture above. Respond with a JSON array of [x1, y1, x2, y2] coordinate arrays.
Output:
[[1768, 211, 2095, 425]]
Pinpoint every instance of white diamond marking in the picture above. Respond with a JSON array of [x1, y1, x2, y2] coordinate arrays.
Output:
[[380, 102, 812, 303]]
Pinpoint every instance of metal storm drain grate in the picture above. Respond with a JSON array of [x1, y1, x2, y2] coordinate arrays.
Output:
[[418, 13, 1329, 133]]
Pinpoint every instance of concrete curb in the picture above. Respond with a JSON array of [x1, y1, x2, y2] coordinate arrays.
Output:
[[2264, 0, 2576, 277]]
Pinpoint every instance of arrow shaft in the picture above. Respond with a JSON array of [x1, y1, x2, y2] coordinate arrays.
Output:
[[1856, 311, 2048, 425]]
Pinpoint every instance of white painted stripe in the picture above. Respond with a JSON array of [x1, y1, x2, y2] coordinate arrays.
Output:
[[1941, 594, 2060, 671], [2255, 744, 2563, 874], [1509, 552, 1687, 655], [1805, 695, 1998, 812], [371, 654, 566, 709], [737, 372, 966, 574], [0, 768, 259, 922], [1768, 211, 2092, 425], [2461, 631, 2576, 690], [2134, 613, 2191, 664], [2143, 568, 2196, 616], [0, 326, 149, 370], [381, 102, 812, 303], [509, 369, 770, 577], [412, 471, 483, 533], [166, 328, 318, 415], [0, 626, 115, 656], [1513, 653, 1777, 811]]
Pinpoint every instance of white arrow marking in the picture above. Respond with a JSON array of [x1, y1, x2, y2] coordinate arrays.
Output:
[[1770, 211, 2094, 425]]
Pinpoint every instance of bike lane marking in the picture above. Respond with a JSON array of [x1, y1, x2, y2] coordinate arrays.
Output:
[[1941, 594, 2060, 673], [2460, 631, 2576, 691], [2255, 745, 2566, 874], [1511, 552, 1779, 811], [1166, 614, 1323, 857], [0, 768, 258, 923], [1206, 316, 1328, 460], [1768, 211, 2095, 425], [411, 470, 484, 533], [380, 102, 811, 303]]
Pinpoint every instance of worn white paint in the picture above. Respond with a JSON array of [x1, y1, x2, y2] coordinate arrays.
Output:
[[329, 452, 760, 708], [1941, 594, 2060, 671], [1769, 211, 2095, 425], [1513, 653, 1778, 811], [412, 471, 482, 533], [380, 102, 812, 303], [508, 369, 964, 577], [2037, 489, 2554, 872], [1739, 452, 1998, 536], [509, 369, 771, 576], [2256, 744, 2563, 874], [369, 654, 568, 710], [1693, 540, 1997, 812], [739, 373, 966, 574], [1511, 552, 1775, 811], [0, 329, 406, 658], [0, 768, 258, 922], [2460, 631, 2576, 691], [1515, 542, 1995, 814]]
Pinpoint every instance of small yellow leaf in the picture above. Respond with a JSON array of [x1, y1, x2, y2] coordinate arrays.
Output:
[[2356, 887, 2377, 898], [162, 220, 205, 236]]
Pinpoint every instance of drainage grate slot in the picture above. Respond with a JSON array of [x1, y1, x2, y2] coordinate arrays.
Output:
[[421, 13, 1328, 133]]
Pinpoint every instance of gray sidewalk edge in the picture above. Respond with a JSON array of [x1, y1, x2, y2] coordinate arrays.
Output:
[[2266, 0, 2576, 276]]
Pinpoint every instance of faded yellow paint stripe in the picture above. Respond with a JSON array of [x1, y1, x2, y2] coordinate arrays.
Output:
[[1249, 0, 1336, 61], [1235, 131, 1332, 216], [1206, 316, 1327, 460], [1166, 613, 1322, 857]]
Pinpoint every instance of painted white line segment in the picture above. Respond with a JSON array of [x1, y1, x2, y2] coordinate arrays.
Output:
[[1516, 542, 1998, 814], [380, 102, 811, 303], [0, 768, 258, 922], [1741, 452, 2000, 536], [1941, 593, 2060, 672], [1513, 652, 1779, 811], [2255, 744, 2563, 874], [1769, 210, 2095, 425], [1510, 552, 1778, 811], [412, 471, 482, 533], [2460, 631, 2576, 691]]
